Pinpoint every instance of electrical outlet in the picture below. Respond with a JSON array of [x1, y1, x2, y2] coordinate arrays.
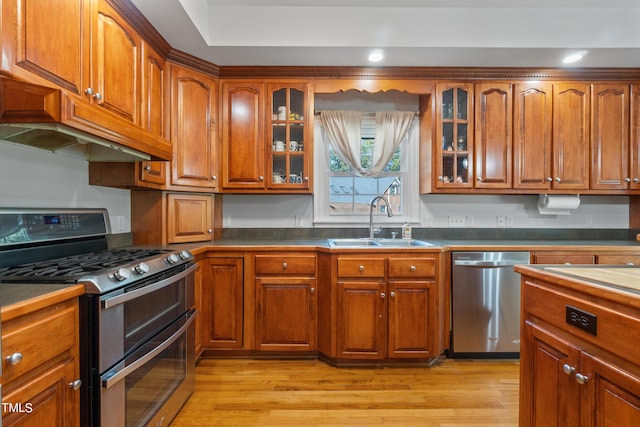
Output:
[[506, 216, 514, 227], [116, 216, 126, 231], [585, 215, 593, 227], [223, 215, 231, 227], [466, 216, 474, 227], [295, 215, 303, 227], [448, 215, 466, 227], [496, 215, 506, 227]]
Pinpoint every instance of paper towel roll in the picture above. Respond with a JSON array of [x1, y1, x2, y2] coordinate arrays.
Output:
[[537, 194, 580, 215]]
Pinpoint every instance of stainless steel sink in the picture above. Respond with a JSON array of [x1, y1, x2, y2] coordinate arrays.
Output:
[[327, 238, 380, 247], [374, 239, 435, 247], [327, 238, 435, 248]]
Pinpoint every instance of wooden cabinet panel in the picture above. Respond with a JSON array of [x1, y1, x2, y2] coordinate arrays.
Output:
[[170, 63, 217, 189], [597, 254, 640, 265], [591, 84, 630, 190], [388, 257, 435, 278], [92, 0, 140, 124], [520, 322, 581, 427], [255, 277, 316, 352], [221, 82, 265, 189], [337, 257, 385, 278], [552, 83, 590, 190], [7, 0, 89, 95], [631, 85, 640, 190], [141, 41, 167, 139], [532, 253, 595, 265], [387, 281, 433, 358], [474, 82, 512, 189], [337, 281, 386, 359], [166, 193, 213, 243], [194, 259, 204, 358], [202, 258, 245, 350], [255, 254, 316, 275], [513, 83, 553, 190]]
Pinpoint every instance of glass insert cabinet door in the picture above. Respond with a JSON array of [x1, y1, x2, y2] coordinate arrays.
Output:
[[269, 84, 311, 189], [436, 83, 474, 188]]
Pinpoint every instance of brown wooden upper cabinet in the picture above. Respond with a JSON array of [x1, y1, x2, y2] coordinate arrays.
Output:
[[221, 80, 312, 193], [0, 0, 172, 160]]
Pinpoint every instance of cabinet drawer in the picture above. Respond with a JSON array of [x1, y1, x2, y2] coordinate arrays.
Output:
[[1, 300, 77, 385], [255, 254, 316, 275], [533, 254, 595, 264], [337, 258, 385, 278], [523, 280, 640, 366], [597, 254, 640, 265], [388, 257, 435, 278]]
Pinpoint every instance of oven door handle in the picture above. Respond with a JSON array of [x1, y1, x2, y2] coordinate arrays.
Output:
[[101, 309, 197, 390], [101, 263, 197, 310]]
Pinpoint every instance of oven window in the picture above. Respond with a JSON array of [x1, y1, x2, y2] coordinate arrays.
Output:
[[126, 328, 187, 427], [123, 272, 190, 354]]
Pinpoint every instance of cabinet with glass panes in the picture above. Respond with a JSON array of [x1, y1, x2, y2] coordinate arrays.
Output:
[[268, 83, 312, 192], [435, 83, 474, 189]]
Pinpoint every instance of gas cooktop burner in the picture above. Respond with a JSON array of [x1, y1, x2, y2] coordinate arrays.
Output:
[[0, 249, 171, 278]]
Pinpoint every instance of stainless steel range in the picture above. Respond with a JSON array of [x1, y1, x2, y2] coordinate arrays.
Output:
[[0, 208, 196, 427]]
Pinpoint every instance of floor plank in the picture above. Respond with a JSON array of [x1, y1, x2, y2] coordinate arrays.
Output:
[[170, 358, 519, 426]]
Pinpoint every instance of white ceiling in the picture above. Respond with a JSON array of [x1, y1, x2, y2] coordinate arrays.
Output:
[[131, 0, 640, 68]]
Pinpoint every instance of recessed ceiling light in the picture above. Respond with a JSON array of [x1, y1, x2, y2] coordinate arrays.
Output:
[[562, 50, 588, 64], [368, 49, 384, 63]]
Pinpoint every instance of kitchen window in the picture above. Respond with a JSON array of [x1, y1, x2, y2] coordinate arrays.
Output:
[[314, 113, 419, 225]]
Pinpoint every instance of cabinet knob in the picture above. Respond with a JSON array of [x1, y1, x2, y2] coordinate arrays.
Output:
[[627, 262, 635, 266], [5, 352, 23, 366], [282, 262, 288, 269], [259, 176, 264, 181], [562, 364, 575, 375], [477, 177, 482, 182], [410, 265, 417, 272], [555, 177, 561, 182], [359, 265, 365, 272], [390, 291, 396, 298], [144, 165, 152, 172], [84, 87, 94, 96], [304, 176, 309, 182], [546, 177, 553, 182], [310, 287, 315, 294], [575, 373, 590, 385], [625, 177, 632, 183], [93, 92, 102, 101], [69, 379, 82, 390], [212, 175, 217, 180], [438, 176, 444, 182], [207, 229, 212, 234], [380, 292, 386, 299], [634, 178, 640, 183]]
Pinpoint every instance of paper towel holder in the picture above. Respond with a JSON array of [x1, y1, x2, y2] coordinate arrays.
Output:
[[537, 194, 581, 215]]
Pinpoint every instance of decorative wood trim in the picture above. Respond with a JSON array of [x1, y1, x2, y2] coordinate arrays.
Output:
[[109, 0, 172, 57], [167, 49, 220, 77], [219, 66, 640, 82]]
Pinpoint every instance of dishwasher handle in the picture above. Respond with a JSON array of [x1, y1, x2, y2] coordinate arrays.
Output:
[[454, 259, 529, 268]]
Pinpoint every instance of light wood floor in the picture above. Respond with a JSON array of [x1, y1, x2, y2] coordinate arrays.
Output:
[[170, 357, 520, 426]]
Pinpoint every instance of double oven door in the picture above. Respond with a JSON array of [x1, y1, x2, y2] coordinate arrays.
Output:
[[87, 263, 197, 427]]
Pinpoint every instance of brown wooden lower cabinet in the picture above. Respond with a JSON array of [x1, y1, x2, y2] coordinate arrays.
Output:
[[254, 253, 317, 352], [201, 256, 245, 350], [519, 270, 640, 427], [323, 253, 444, 363], [1, 290, 83, 427]]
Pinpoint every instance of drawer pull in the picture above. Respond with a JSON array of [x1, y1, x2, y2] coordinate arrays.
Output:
[[359, 265, 365, 272], [69, 379, 82, 390], [6, 352, 23, 366], [410, 265, 416, 272], [562, 364, 575, 375], [575, 373, 590, 385], [282, 262, 288, 270]]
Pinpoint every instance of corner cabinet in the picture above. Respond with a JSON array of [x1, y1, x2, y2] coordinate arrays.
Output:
[[518, 268, 640, 427], [221, 80, 312, 193]]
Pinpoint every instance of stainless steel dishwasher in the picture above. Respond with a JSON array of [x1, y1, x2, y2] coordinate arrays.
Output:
[[451, 251, 530, 358]]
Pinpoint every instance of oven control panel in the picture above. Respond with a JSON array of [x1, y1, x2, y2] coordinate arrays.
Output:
[[0, 208, 110, 246]]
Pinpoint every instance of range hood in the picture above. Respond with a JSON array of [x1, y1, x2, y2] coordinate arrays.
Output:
[[0, 78, 169, 161]]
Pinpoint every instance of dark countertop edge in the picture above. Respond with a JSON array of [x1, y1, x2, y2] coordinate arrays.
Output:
[[1, 283, 84, 320]]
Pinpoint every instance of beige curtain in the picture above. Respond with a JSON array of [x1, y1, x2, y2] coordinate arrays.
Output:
[[320, 110, 414, 177]]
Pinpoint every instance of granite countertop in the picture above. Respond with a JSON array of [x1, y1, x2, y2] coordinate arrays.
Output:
[[0, 283, 84, 320]]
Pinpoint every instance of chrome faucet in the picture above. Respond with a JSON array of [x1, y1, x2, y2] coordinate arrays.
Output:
[[369, 195, 393, 238]]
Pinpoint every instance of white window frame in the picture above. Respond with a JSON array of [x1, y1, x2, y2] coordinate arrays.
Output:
[[313, 116, 420, 226]]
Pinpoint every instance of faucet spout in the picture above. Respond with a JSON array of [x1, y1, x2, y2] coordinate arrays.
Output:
[[369, 195, 393, 239]]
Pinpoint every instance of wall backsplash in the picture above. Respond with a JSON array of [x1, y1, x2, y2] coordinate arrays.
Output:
[[0, 142, 131, 233]]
